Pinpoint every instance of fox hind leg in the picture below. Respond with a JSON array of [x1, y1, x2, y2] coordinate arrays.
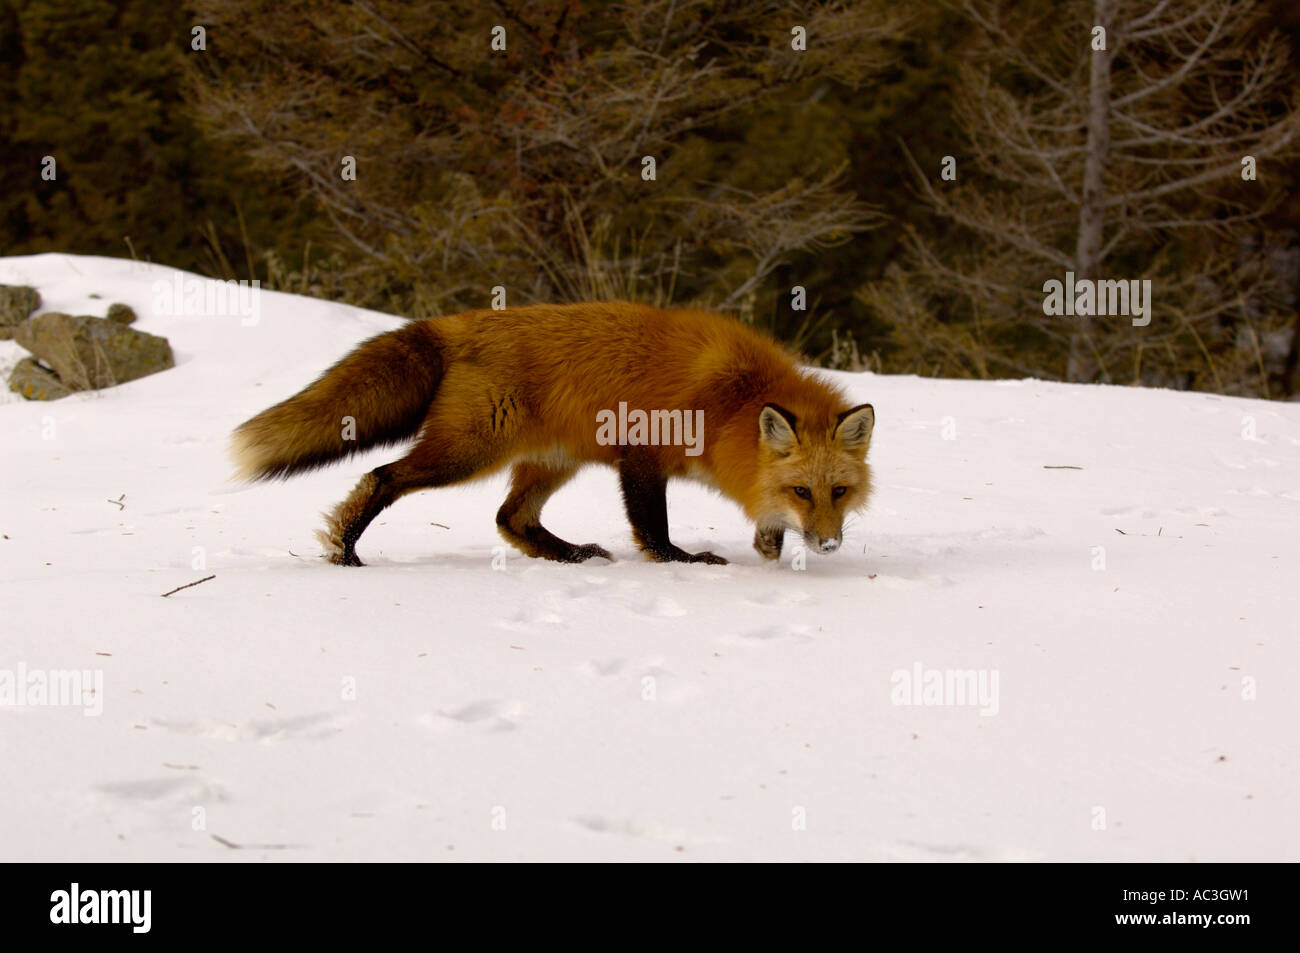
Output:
[[318, 470, 396, 566], [496, 462, 612, 562], [319, 423, 510, 566]]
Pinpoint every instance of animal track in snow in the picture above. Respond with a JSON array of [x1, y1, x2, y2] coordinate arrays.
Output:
[[718, 623, 813, 646], [1225, 486, 1280, 498], [425, 698, 523, 733], [881, 839, 1040, 862], [151, 711, 347, 744], [1172, 505, 1229, 517], [1100, 505, 1138, 516], [637, 595, 688, 618], [579, 658, 627, 678], [495, 582, 618, 631], [744, 589, 811, 609], [881, 840, 988, 861], [95, 775, 228, 804], [570, 814, 720, 846], [496, 607, 567, 631], [869, 573, 955, 590]]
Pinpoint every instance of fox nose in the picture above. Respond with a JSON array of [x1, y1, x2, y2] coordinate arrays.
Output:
[[816, 537, 840, 554]]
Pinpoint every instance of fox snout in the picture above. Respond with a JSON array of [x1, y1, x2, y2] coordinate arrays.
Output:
[[805, 533, 841, 554]]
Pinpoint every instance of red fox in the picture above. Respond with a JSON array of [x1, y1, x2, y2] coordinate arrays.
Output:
[[231, 302, 875, 566]]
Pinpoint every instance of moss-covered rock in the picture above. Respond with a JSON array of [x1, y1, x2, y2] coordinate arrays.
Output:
[[8, 357, 74, 401], [0, 285, 41, 339], [13, 312, 174, 390], [106, 302, 137, 325]]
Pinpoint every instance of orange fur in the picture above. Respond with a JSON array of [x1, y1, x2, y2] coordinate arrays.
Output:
[[231, 302, 875, 565]]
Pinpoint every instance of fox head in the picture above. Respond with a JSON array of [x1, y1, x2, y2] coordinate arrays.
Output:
[[752, 401, 875, 555]]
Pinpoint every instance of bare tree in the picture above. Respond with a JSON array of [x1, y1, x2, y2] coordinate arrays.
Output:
[[188, 0, 905, 318], [865, 0, 1300, 393]]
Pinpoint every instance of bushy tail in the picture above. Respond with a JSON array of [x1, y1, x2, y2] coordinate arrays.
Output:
[[230, 319, 445, 481]]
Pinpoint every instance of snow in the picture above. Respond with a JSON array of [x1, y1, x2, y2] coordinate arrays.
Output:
[[1, 252, 1297, 861]]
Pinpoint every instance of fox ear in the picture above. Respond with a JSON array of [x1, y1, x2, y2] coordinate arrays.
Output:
[[759, 403, 799, 454], [834, 403, 875, 453]]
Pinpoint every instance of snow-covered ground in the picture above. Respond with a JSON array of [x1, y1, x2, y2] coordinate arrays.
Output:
[[1, 253, 1296, 862]]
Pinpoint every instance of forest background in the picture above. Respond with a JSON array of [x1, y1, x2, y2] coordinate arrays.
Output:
[[3, 0, 1298, 397]]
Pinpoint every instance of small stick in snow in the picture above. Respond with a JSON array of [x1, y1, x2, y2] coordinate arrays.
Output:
[[107, 493, 125, 510], [430, 522, 450, 530], [210, 833, 297, 850], [1043, 465, 1083, 470], [160, 574, 216, 597], [1115, 528, 1127, 535]]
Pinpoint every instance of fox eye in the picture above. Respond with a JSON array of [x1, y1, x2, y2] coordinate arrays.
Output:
[[792, 486, 812, 501], [832, 485, 848, 500]]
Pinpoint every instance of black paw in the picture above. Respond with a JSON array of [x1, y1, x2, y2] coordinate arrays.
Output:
[[643, 542, 728, 565], [753, 529, 784, 560], [567, 543, 613, 563]]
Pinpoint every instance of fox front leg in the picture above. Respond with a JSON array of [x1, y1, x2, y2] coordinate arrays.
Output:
[[753, 524, 785, 561], [618, 454, 728, 565]]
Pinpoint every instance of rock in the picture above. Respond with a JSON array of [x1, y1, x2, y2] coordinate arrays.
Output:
[[106, 303, 137, 325], [13, 312, 174, 390], [8, 357, 74, 401], [0, 285, 41, 339]]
